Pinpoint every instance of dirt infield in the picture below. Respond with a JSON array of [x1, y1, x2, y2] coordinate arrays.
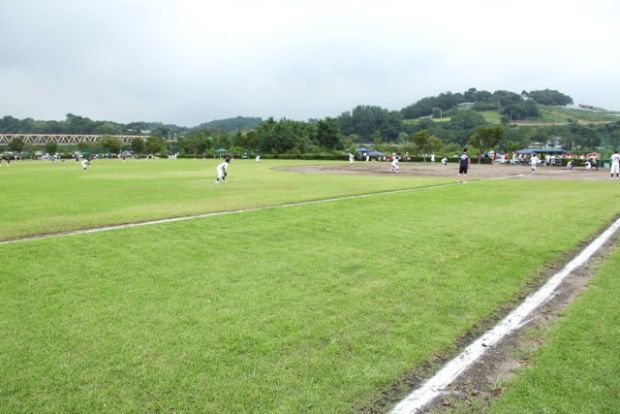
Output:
[[287, 162, 613, 181]]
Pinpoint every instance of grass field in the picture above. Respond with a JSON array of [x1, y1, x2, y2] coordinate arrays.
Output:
[[1, 159, 619, 412], [478, 111, 501, 124], [0, 159, 451, 240], [487, 245, 620, 414]]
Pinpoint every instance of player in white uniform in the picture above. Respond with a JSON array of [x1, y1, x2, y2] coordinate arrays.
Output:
[[610, 150, 620, 180], [255, 155, 260, 163], [430, 153, 435, 165], [80, 159, 90, 171], [348, 153, 354, 165], [215, 158, 231, 183], [530, 154, 539, 172], [391, 156, 399, 173]]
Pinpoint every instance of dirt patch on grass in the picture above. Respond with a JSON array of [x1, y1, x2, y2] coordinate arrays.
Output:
[[359, 218, 620, 413], [286, 162, 612, 181]]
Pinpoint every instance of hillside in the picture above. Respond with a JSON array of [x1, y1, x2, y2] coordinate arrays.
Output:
[[195, 116, 262, 132], [404, 104, 620, 127]]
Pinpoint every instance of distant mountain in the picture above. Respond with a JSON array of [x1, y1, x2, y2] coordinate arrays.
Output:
[[195, 116, 262, 132]]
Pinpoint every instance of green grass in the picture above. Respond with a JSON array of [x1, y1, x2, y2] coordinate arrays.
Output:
[[0, 159, 450, 240], [539, 105, 620, 123], [402, 117, 451, 125], [486, 244, 620, 414], [1, 165, 619, 413], [402, 105, 619, 128], [479, 111, 502, 124]]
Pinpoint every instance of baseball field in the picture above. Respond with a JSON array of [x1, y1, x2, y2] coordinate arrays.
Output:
[[1, 159, 618, 413]]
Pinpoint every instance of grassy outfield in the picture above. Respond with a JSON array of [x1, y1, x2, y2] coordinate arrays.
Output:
[[0, 159, 451, 240], [1, 174, 619, 412], [486, 245, 620, 414]]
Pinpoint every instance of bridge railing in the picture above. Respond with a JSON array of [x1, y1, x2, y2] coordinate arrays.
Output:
[[0, 134, 148, 145]]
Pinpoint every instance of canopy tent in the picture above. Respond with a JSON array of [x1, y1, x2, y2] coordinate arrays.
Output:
[[516, 148, 565, 155], [214, 148, 228, 153], [355, 147, 384, 157]]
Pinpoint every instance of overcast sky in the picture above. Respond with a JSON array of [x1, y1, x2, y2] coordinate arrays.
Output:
[[1, 0, 619, 126]]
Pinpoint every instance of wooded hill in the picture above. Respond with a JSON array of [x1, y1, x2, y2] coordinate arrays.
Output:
[[2, 88, 620, 156]]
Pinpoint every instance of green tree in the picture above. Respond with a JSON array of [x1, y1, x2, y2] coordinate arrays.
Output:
[[502, 101, 540, 120], [152, 126, 171, 140], [0, 116, 20, 132], [145, 137, 163, 154], [195, 116, 262, 132], [45, 141, 58, 155], [412, 130, 442, 161], [315, 118, 342, 150], [491, 90, 522, 107], [65, 113, 95, 134], [7, 137, 25, 152], [449, 110, 486, 130], [468, 125, 503, 163], [527, 89, 573, 105], [179, 132, 211, 156], [94, 122, 122, 135], [256, 118, 305, 154], [212, 132, 231, 151], [100, 136, 122, 154], [130, 138, 145, 154], [77, 141, 91, 154], [338, 106, 402, 140]]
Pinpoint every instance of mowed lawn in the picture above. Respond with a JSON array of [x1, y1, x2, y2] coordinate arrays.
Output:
[[0, 159, 451, 240], [1, 162, 620, 413], [487, 245, 620, 414]]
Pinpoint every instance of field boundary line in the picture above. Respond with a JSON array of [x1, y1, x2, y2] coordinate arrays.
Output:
[[0, 174, 525, 246], [390, 216, 620, 414], [1, 180, 481, 245]]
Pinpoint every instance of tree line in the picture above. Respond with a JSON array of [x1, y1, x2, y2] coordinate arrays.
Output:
[[0, 113, 187, 138], [4, 88, 620, 158], [400, 88, 572, 121]]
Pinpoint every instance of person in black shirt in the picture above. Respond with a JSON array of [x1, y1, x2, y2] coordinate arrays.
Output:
[[458, 148, 470, 183]]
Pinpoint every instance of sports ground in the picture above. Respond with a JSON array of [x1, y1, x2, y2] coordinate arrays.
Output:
[[1, 159, 619, 413]]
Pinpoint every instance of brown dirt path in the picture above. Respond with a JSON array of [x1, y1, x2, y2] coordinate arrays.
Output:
[[287, 162, 612, 181]]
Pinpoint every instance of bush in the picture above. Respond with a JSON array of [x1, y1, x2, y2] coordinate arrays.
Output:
[[260, 153, 344, 160]]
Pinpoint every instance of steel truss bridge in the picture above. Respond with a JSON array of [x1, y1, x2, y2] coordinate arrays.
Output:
[[0, 134, 147, 145]]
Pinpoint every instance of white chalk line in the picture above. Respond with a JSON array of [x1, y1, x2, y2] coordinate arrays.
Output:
[[1, 180, 473, 246], [390, 216, 620, 414], [0, 174, 529, 246]]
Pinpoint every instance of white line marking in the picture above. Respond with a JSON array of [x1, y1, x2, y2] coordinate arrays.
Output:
[[1, 181, 464, 245], [390, 216, 620, 414]]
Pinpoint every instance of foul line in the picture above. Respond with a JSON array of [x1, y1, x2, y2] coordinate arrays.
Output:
[[390, 216, 620, 414], [1, 181, 470, 246]]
